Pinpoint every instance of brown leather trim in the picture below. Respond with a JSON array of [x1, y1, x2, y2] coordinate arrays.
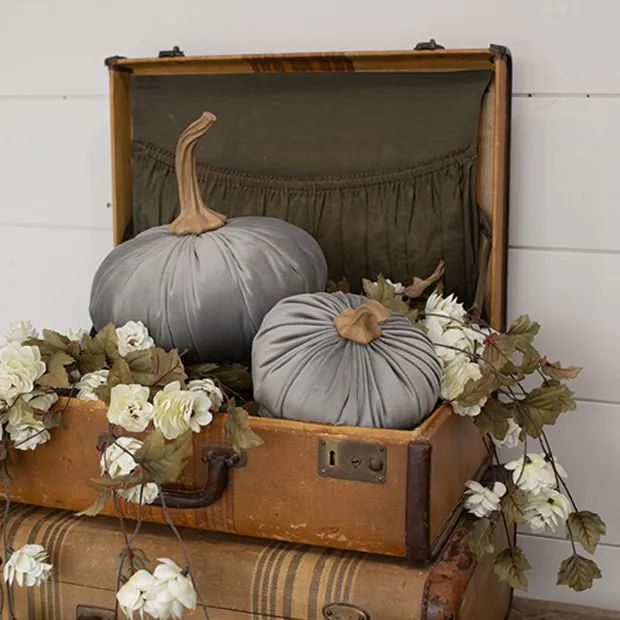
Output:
[[405, 439, 432, 564], [421, 518, 475, 620]]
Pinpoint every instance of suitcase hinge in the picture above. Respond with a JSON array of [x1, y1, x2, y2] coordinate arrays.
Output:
[[323, 603, 369, 620], [159, 45, 185, 58], [414, 38, 445, 51]]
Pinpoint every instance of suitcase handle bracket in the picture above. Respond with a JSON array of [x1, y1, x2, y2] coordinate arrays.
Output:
[[153, 445, 245, 509]]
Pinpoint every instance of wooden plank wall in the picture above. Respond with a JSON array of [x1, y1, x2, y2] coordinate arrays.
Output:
[[0, 0, 618, 610]]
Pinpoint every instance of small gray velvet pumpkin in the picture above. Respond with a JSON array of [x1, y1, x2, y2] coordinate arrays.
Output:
[[252, 292, 442, 428], [90, 113, 327, 362]]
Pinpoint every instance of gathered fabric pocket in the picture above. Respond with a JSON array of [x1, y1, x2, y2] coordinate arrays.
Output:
[[131, 141, 480, 305]]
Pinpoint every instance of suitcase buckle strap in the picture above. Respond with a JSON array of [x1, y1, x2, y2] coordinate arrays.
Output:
[[153, 445, 246, 509]]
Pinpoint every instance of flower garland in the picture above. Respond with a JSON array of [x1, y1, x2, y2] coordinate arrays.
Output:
[[0, 319, 260, 619], [0, 261, 606, 616], [353, 265, 606, 593]]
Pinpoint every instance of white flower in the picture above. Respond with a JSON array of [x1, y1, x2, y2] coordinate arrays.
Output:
[[0, 342, 46, 402], [117, 483, 159, 506], [464, 480, 506, 518], [23, 389, 58, 413], [5, 321, 38, 345], [101, 436, 143, 479], [441, 358, 482, 401], [523, 489, 571, 533], [4, 544, 52, 587], [188, 379, 223, 412], [385, 279, 405, 295], [76, 369, 109, 401], [425, 291, 466, 324], [116, 321, 155, 358], [492, 418, 523, 449], [144, 558, 197, 619], [117, 569, 156, 619], [505, 453, 567, 495], [67, 327, 88, 342], [154, 381, 212, 440], [107, 384, 154, 432], [6, 397, 51, 450]]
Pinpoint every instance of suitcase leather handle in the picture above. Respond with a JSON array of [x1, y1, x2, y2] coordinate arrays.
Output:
[[154, 445, 246, 509]]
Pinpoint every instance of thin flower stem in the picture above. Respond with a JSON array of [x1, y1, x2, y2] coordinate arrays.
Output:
[[157, 488, 209, 620]]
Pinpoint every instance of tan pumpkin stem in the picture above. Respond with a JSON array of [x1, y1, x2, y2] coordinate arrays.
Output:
[[169, 112, 228, 235], [333, 300, 391, 344]]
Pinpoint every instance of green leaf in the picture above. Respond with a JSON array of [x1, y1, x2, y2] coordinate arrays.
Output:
[[403, 260, 445, 299], [362, 275, 418, 323], [37, 351, 74, 389], [515, 383, 576, 438], [543, 360, 583, 381], [89, 472, 144, 492], [474, 397, 514, 440], [501, 488, 529, 525], [187, 362, 252, 393], [493, 546, 531, 590], [507, 315, 540, 352], [225, 406, 264, 453], [557, 554, 602, 592], [126, 347, 186, 388], [77, 352, 107, 375], [458, 370, 515, 408], [77, 491, 110, 517], [108, 357, 134, 387], [133, 430, 193, 485], [520, 347, 543, 376], [482, 334, 518, 370], [567, 511, 607, 554], [94, 385, 111, 405], [467, 518, 494, 561], [42, 329, 70, 351], [82, 323, 120, 363]]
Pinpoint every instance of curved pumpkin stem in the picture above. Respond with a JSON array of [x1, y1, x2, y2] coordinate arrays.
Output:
[[333, 300, 391, 344], [169, 112, 228, 235]]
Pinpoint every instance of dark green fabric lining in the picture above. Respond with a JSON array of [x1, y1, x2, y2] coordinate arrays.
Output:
[[129, 70, 492, 305]]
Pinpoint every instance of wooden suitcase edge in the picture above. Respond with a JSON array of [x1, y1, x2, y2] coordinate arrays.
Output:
[[405, 439, 432, 564]]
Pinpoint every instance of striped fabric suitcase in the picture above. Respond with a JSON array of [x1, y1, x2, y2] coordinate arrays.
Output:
[[3, 502, 512, 619]]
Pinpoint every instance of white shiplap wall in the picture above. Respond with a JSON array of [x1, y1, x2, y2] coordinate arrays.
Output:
[[1, 0, 618, 610]]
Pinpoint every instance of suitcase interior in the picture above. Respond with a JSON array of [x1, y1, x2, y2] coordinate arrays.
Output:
[[7, 47, 511, 566]]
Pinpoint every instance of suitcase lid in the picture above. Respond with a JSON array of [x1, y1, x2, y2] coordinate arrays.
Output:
[[106, 44, 510, 328]]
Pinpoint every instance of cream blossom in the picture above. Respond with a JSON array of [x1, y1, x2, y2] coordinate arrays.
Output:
[[505, 453, 567, 495], [116, 321, 155, 358], [464, 480, 506, 518], [101, 436, 143, 479], [523, 489, 571, 533], [144, 558, 197, 619], [4, 544, 52, 587], [385, 278, 405, 295], [76, 369, 109, 401], [188, 378, 224, 412], [492, 418, 523, 449], [67, 327, 88, 342], [154, 381, 212, 440], [5, 321, 38, 345], [425, 291, 467, 324], [117, 482, 159, 506], [24, 389, 58, 413], [6, 396, 51, 450], [117, 569, 155, 619], [440, 358, 487, 417], [107, 384, 154, 432], [0, 342, 46, 402]]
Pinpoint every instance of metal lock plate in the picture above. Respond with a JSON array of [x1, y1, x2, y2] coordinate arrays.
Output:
[[323, 602, 370, 619], [318, 438, 387, 484]]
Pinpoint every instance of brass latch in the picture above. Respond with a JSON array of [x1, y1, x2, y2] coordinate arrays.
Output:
[[318, 438, 387, 484]]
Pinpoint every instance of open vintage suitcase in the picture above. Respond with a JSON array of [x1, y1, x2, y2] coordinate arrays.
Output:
[[4, 501, 513, 619], [8, 43, 511, 566]]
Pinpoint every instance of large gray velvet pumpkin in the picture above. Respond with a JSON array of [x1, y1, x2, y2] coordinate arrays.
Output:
[[90, 113, 327, 362], [252, 292, 442, 428]]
